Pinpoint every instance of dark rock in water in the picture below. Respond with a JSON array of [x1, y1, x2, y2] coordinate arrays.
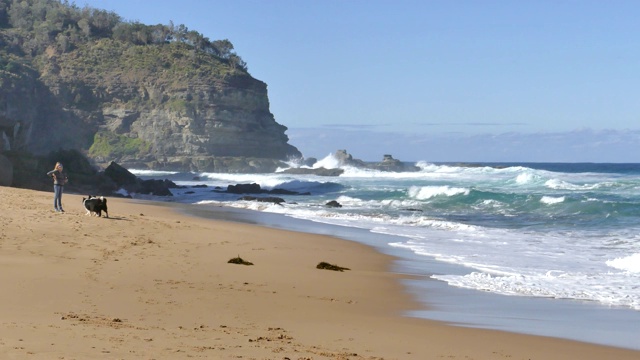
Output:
[[281, 167, 344, 176], [334, 149, 367, 168], [334, 150, 419, 172], [227, 183, 261, 194], [191, 184, 208, 188], [137, 179, 174, 196], [104, 161, 138, 187], [185, 191, 195, 194], [374, 154, 420, 172], [268, 188, 304, 195], [104, 161, 174, 196], [222, 183, 310, 196], [326, 200, 342, 208], [238, 196, 285, 204]]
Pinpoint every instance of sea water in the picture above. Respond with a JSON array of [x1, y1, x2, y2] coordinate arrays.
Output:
[[130, 156, 640, 349]]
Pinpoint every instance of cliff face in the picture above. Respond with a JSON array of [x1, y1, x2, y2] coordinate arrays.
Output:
[[0, 55, 97, 157], [0, 8, 301, 173]]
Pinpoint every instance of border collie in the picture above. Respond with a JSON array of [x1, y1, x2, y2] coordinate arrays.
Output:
[[83, 195, 109, 218]]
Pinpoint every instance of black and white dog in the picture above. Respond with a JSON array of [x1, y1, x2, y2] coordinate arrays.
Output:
[[83, 195, 109, 218]]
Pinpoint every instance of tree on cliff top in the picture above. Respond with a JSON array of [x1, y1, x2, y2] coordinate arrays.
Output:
[[0, 0, 247, 71]]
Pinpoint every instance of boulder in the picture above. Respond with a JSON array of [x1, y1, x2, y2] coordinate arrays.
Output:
[[227, 183, 261, 194], [104, 161, 138, 187], [326, 200, 342, 208], [238, 196, 285, 205], [370, 154, 420, 172], [222, 183, 310, 196], [103, 161, 174, 196], [334, 150, 419, 172]]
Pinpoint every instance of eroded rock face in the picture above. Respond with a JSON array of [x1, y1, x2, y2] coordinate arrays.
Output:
[[92, 77, 302, 171], [0, 154, 13, 186]]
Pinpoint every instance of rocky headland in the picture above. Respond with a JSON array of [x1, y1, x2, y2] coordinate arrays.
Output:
[[0, 1, 418, 193], [0, 0, 300, 177]]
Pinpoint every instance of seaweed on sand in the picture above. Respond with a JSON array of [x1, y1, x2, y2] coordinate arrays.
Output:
[[228, 256, 254, 266], [316, 261, 350, 272]]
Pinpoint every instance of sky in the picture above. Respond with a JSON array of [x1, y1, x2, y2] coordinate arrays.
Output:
[[78, 0, 639, 162]]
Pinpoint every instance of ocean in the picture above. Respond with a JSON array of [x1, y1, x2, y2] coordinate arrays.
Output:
[[130, 155, 640, 349]]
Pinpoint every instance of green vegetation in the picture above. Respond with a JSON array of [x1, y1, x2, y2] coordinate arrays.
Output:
[[0, 0, 269, 166], [88, 131, 150, 159], [0, 0, 248, 72]]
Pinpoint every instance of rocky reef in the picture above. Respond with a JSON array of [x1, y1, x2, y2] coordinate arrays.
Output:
[[332, 150, 420, 172], [281, 150, 419, 176]]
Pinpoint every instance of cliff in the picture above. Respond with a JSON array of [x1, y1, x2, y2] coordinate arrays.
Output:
[[0, 0, 301, 173]]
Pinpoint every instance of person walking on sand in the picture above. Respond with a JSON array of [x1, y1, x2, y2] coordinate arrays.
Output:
[[47, 162, 68, 212]]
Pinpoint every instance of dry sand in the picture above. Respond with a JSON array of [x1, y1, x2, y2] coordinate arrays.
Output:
[[1, 186, 638, 359]]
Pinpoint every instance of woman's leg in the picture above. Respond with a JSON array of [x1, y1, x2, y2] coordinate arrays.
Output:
[[59, 186, 64, 211], [54, 185, 62, 210]]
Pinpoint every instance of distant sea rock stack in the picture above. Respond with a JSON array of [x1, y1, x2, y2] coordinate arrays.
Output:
[[334, 150, 420, 172], [280, 150, 419, 177]]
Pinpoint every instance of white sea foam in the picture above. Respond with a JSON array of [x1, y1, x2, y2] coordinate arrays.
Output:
[[408, 185, 470, 200], [607, 253, 640, 273], [540, 196, 565, 205], [129, 169, 179, 176], [432, 270, 640, 310], [544, 179, 604, 191], [515, 172, 537, 184]]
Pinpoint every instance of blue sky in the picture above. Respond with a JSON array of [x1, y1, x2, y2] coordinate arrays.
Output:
[[79, 0, 639, 162]]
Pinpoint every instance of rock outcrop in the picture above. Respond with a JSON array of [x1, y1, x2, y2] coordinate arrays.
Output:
[[220, 182, 309, 196], [103, 162, 175, 196], [0, 154, 13, 186], [333, 150, 420, 172]]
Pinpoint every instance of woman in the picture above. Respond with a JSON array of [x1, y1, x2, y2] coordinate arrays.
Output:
[[47, 162, 68, 212]]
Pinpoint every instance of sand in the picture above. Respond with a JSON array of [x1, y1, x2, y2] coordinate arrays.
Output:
[[1, 186, 638, 360]]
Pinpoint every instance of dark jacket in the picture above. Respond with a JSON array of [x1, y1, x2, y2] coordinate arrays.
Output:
[[47, 169, 68, 185]]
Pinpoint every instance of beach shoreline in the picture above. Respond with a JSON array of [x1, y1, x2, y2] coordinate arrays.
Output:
[[1, 186, 638, 359], [170, 197, 640, 351]]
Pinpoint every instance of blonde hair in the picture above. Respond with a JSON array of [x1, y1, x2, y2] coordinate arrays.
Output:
[[55, 162, 63, 169]]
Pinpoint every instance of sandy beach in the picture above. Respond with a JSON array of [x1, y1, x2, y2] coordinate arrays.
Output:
[[1, 186, 638, 359]]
